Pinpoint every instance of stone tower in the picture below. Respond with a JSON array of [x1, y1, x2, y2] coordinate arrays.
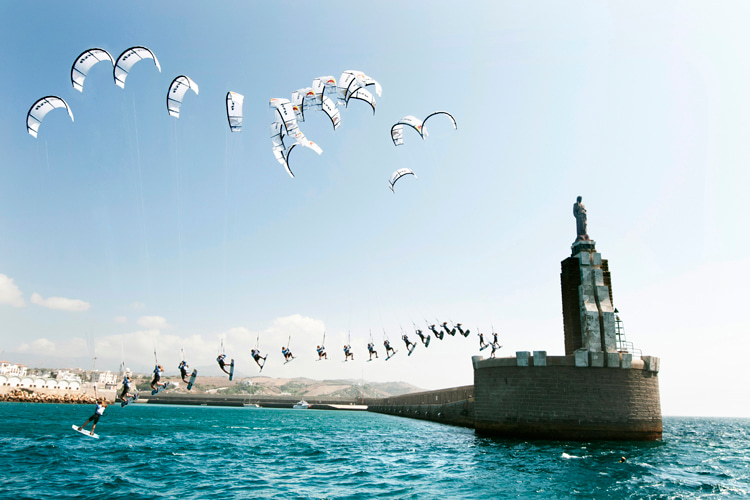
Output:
[[560, 240, 616, 356]]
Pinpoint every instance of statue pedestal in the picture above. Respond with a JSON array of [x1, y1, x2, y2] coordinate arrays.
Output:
[[560, 240, 616, 355], [571, 240, 596, 256]]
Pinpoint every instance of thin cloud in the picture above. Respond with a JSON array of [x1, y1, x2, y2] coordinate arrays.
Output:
[[137, 316, 172, 329], [114, 316, 127, 324], [0, 274, 25, 307], [31, 293, 90, 312]]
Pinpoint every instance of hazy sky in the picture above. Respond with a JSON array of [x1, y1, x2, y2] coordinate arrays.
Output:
[[1, 1, 748, 417]]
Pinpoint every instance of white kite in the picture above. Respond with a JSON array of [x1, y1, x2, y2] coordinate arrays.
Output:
[[166, 75, 199, 118], [114, 46, 161, 89], [391, 111, 457, 146], [26, 96, 74, 138], [70, 48, 114, 92], [292, 87, 341, 130], [389, 168, 417, 192], [269, 98, 322, 177], [226, 91, 244, 132]]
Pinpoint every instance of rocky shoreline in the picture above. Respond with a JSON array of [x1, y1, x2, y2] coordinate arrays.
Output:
[[0, 388, 111, 404]]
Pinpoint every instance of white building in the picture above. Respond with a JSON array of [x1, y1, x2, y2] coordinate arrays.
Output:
[[91, 370, 119, 388], [0, 362, 28, 379]]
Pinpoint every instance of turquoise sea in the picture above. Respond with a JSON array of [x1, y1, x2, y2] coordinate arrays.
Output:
[[1, 402, 748, 499]]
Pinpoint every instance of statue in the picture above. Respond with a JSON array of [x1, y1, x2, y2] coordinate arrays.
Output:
[[573, 196, 589, 242]]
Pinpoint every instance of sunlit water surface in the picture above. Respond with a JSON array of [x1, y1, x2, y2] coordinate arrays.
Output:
[[1, 403, 748, 499]]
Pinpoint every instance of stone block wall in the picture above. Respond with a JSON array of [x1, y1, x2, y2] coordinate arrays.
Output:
[[473, 356, 662, 440], [367, 385, 475, 428]]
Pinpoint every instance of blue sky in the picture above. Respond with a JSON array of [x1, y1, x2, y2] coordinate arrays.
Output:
[[1, 1, 748, 417]]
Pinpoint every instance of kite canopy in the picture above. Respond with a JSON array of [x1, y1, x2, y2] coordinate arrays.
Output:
[[269, 98, 322, 177], [391, 111, 457, 146], [114, 46, 161, 89], [71, 48, 114, 92], [226, 91, 244, 132], [26, 96, 74, 138], [389, 168, 417, 192], [166, 75, 199, 118]]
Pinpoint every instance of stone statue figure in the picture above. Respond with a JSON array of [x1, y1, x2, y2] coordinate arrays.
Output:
[[573, 196, 589, 242]]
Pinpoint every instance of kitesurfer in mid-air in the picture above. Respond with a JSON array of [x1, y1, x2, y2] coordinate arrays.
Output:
[[415, 329, 429, 346], [251, 348, 267, 369], [76, 398, 107, 436], [367, 342, 379, 360], [344, 344, 354, 361], [456, 323, 470, 337], [178, 360, 190, 384], [442, 322, 456, 336], [282, 346, 294, 362], [479, 332, 488, 350], [493, 331, 501, 349], [217, 354, 232, 376], [316, 345, 328, 360], [384, 339, 396, 357], [429, 324, 444, 340], [402, 334, 415, 352], [150, 364, 166, 391], [119, 374, 137, 401]]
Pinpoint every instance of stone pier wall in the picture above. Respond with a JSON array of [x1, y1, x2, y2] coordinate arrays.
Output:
[[473, 354, 662, 440], [366, 385, 474, 428]]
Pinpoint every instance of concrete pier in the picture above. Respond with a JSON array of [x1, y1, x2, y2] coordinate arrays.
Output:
[[366, 386, 474, 428]]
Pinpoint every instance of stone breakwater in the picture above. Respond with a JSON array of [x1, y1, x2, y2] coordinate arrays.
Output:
[[0, 388, 110, 404]]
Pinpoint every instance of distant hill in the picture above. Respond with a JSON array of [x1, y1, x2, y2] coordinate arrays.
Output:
[[133, 374, 423, 398]]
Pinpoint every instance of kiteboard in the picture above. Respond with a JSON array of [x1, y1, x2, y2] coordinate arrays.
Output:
[[479, 344, 490, 351], [385, 350, 398, 361], [120, 393, 139, 408], [258, 358, 266, 373], [408, 345, 416, 356], [229, 359, 235, 381], [72, 425, 99, 439], [151, 382, 170, 396], [187, 369, 198, 390], [284, 357, 295, 365], [424, 336, 431, 348]]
